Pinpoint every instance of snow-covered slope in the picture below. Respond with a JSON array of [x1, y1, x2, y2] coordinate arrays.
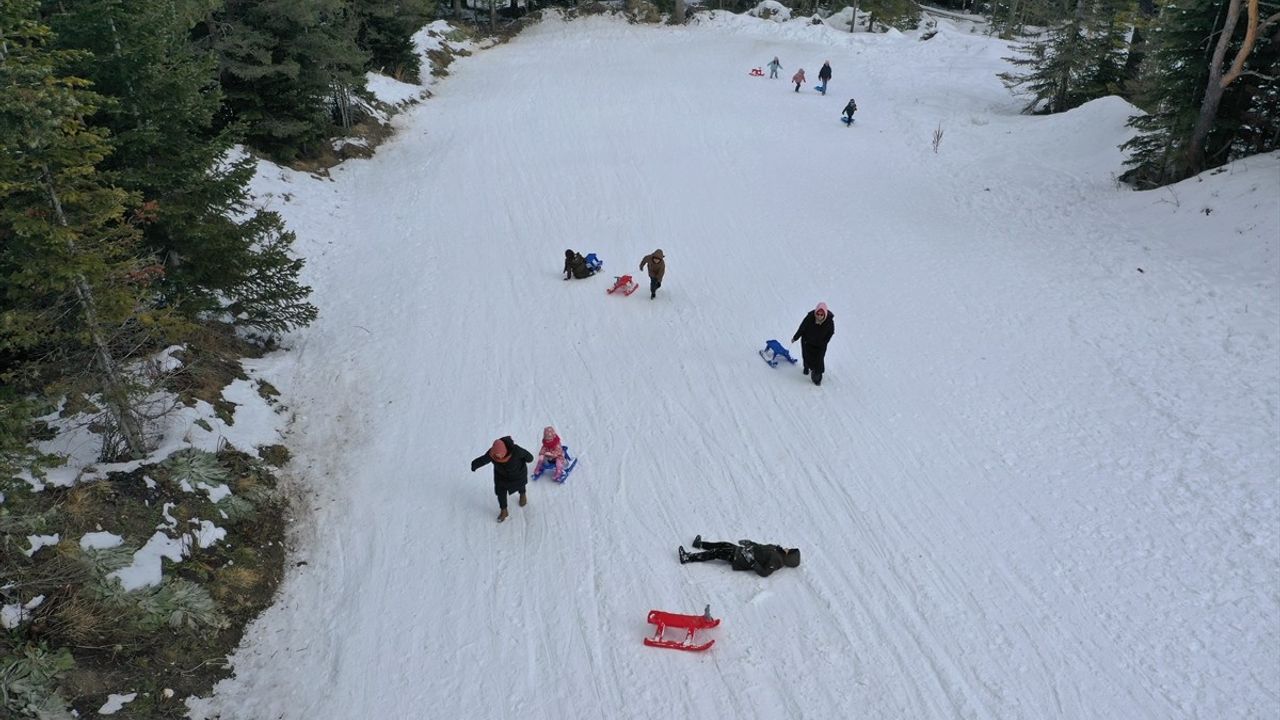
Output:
[[195, 13, 1279, 719]]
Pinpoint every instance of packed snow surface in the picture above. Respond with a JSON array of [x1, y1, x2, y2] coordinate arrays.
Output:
[[200, 12, 1279, 720]]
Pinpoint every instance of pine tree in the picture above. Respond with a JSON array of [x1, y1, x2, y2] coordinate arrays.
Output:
[[0, 0, 164, 459], [352, 0, 434, 82], [1121, 0, 1280, 187], [1000, 3, 1087, 113], [42, 0, 317, 333], [861, 0, 920, 31], [0, 390, 52, 481], [999, 0, 1133, 114], [213, 0, 370, 160], [987, 0, 1070, 39], [1077, 1, 1132, 100], [1228, 30, 1280, 159]]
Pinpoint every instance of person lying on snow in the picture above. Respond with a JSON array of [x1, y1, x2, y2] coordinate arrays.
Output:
[[471, 436, 534, 522], [678, 536, 801, 577], [564, 249, 595, 280]]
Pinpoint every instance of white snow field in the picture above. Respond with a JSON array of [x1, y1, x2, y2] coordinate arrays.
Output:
[[196, 13, 1280, 720]]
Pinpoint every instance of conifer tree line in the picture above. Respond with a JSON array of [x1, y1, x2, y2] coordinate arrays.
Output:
[[998, 0, 1279, 188], [1, 0, 430, 475]]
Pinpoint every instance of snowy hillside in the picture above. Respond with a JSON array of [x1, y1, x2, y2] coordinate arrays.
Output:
[[192, 12, 1279, 719]]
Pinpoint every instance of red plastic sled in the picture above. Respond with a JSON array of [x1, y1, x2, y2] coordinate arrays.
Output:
[[607, 275, 639, 296], [643, 606, 720, 652], [749, 67, 764, 76]]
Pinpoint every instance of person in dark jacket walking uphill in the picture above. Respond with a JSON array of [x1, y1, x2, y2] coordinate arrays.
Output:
[[817, 60, 832, 94], [842, 98, 858, 124], [678, 536, 801, 577], [639, 248, 666, 299], [792, 302, 834, 386], [471, 436, 535, 522]]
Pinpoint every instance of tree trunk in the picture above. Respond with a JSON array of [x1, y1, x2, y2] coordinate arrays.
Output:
[[454, 0, 462, 18], [1186, 0, 1243, 174], [1122, 0, 1157, 93], [999, 0, 1022, 38], [1056, 0, 1087, 112], [41, 165, 147, 460], [331, 81, 351, 130], [674, 0, 685, 23], [1185, 0, 1280, 174], [849, 0, 858, 31]]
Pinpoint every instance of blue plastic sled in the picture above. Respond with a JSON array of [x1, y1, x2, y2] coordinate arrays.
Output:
[[841, 116, 855, 125], [584, 254, 603, 273], [759, 339, 799, 368], [531, 445, 578, 483]]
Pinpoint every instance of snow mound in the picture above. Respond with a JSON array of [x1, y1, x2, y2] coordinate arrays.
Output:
[[748, 0, 792, 21], [366, 72, 426, 108], [822, 6, 857, 29]]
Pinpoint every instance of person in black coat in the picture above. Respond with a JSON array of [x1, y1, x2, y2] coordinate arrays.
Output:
[[842, 98, 858, 124], [817, 61, 832, 94], [564, 249, 593, 280], [791, 302, 835, 386], [677, 536, 801, 577], [471, 436, 534, 522]]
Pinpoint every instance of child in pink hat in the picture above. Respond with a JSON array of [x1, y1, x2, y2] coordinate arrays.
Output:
[[791, 302, 835, 386], [536, 426, 566, 481]]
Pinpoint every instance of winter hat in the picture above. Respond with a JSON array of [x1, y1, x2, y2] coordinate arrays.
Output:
[[543, 426, 558, 441], [815, 302, 829, 317], [784, 548, 802, 567], [565, 249, 575, 258], [489, 438, 510, 462], [652, 249, 664, 259]]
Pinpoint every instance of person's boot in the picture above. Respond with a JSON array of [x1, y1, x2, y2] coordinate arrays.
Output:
[[812, 372, 822, 386], [650, 290, 656, 300], [693, 534, 702, 549], [497, 508, 509, 522], [519, 492, 528, 507], [803, 367, 809, 375], [678, 546, 688, 564]]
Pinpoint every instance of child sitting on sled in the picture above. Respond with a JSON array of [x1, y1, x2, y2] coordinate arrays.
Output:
[[564, 249, 596, 280], [535, 425, 567, 480]]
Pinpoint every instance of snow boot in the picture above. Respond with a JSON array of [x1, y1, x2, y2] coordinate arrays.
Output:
[[519, 492, 528, 507], [812, 373, 822, 386], [497, 508, 509, 522], [693, 534, 702, 549], [803, 367, 809, 375], [678, 546, 689, 564]]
